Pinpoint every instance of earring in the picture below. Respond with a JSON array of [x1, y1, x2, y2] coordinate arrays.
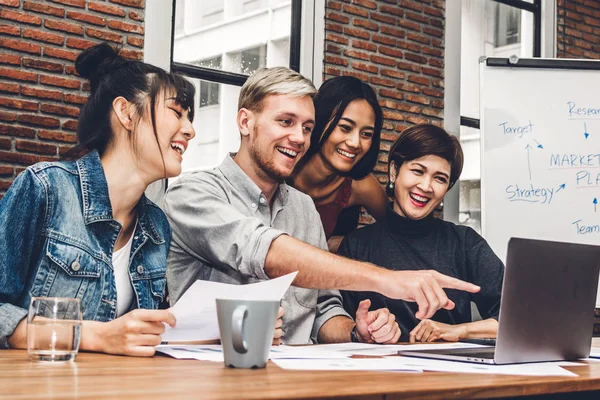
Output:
[[386, 182, 395, 197], [436, 200, 444, 212]]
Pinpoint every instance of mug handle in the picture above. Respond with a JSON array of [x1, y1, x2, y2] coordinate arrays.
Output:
[[231, 305, 248, 354]]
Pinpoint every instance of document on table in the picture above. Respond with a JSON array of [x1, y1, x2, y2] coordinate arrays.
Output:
[[161, 272, 297, 342], [272, 358, 423, 373], [309, 342, 484, 357]]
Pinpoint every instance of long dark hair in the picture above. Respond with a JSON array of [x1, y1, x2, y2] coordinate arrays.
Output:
[[388, 124, 464, 190], [303, 76, 382, 180], [66, 42, 195, 164]]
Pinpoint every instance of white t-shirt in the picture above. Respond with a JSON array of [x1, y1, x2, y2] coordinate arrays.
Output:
[[112, 230, 135, 317]]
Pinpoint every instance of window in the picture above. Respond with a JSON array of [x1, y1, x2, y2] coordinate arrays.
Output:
[[171, 0, 302, 174], [459, 0, 541, 233]]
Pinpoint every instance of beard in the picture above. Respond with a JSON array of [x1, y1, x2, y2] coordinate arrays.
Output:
[[249, 125, 298, 181]]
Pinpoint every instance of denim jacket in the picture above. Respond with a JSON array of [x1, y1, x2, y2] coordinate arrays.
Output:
[[0, 151, 171, 348]]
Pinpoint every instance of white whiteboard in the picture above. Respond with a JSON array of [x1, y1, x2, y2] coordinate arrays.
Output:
[[480, 59, 600, 305]]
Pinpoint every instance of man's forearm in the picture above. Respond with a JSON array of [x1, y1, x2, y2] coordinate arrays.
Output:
[[316, 316, 355, 343], [265, 235, 386, 292], [463, 318, 499, 339]]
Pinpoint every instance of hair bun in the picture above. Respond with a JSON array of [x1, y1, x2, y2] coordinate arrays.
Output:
[[75, 43, 126, 88]]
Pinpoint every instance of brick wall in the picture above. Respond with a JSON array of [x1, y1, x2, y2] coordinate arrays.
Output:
[[0, 0, 145, 198], [557, 0, 600, 59], [322, 0, 445, 222]]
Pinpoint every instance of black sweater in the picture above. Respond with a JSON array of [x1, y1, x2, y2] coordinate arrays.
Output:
[[339, 207, 504, 342]]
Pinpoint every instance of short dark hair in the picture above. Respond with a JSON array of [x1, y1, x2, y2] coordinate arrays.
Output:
[[67, 42, 195, 162], [388, 124, 464, 189], [303, 76, 383, 180]]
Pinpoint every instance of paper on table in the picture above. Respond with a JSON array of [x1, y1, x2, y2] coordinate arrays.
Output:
[[388, 356, 578, 377], [312, 342, 484, 357], [162, 272, 298, 342], [272, 358, 422, 372], [156, 344, 350, 361]]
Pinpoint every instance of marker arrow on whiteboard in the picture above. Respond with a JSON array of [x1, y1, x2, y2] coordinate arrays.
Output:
[[594, 198, 598, 212], [525, 144, 532, 180], [584, 122, 590, 139], [556, 183, 566, 193], [533, 139, 543, 149]]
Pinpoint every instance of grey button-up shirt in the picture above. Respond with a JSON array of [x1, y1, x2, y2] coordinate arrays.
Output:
[[164, 154, 350, 344]]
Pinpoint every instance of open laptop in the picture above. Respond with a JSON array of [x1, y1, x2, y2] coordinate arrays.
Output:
[[399, 237, 600, 365]]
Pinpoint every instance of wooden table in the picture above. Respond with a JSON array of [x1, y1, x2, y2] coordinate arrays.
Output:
[[2, 348, 600, 399]]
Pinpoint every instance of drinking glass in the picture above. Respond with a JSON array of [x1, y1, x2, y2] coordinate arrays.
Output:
[[27, 297, 82, 362]]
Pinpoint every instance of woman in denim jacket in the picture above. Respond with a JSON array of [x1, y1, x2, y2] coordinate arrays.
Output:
[[0, 43, 196, 356]]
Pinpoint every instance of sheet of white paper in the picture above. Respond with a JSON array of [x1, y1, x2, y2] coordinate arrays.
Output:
[[162, 272, 297, 342], [302, 342, 484, 357], [156, 344, 350, 361], [387, 356, 578, 377], [272, 358, 422, 372], [588, 350, 600, 359]]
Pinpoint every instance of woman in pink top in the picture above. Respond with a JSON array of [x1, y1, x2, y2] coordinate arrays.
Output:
[[292, 76, 387, 252]]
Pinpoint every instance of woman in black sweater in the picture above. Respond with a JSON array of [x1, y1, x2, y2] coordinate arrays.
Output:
[[339, 124, 504, 342]]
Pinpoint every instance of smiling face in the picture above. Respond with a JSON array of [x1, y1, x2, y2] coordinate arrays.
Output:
[[244, 94, 315, 181], [391, 155, 451, 220], [134, 92, 195, 180], [319, 99, 375, 174]]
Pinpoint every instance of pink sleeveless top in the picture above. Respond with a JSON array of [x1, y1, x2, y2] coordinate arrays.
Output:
[[315, 177, 353, 239]]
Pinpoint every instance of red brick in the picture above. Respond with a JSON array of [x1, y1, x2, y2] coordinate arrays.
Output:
[[129, 11, 143, 21], [110, 0, 145, 8], [326, 33, 349, 45], [380, 5, 404, 17], [0, 96, 38, 111], [402, 0, 424, 12], [432, 38, 443, 49], [371, 12, 396, 25], [342, 70, 370, 81], [372, 33, 396, 46], [326, 22, 344, 34], [381, 26, 405, 38], [0, 150, 37, 165], [430, 18, 443, 28], [119, 49, 143, 61], [326, 11, 349, 24], [0, 24, 20, 35], [408, 75, 430, 85], [352, 61, 378, 74], [40, 74, 81, 90], [0, 67, 38, 83], [342, 4, 369, 17], [370, 76, 396, 88], [379, 88, 404, 100], [398, 19, 421, 32], [62, 119, 78, 131], [65, 65, 78, 76], [379, 99, 397, 110], [108, 20, 144, 34], [406, 11, 429, 24], [0, 165, 13, 176], [0, 38, 41, 55], [58, 144, 74, 157], [422, 27, 443, 38], [0, 111, 18, 122], [23, 28, 65, 45], [422, 67, 443, 77], [0, 82, 19, 94], [325, 43, 342, 54], [352, 39, 377, 52], [423, 88, 443, 98], [353, 18, 378, 31], [407, 32, 431, 44], [379, 45, 403, 58], [344, 27, 370, 40], [406, 94, 430, 105], [0, 0, 20, 7], [325, 55, 348, 67], [127, 36, 143, 48], [0, 53, 21, 66], [353, 0, 376, 9], [0, 8, 42, 25], [45, 19, 84, 35], [406, 115, 430, 124], [38, 129, 78, 143], [423, 46, 443, 58], [422, 108, 442, 118], [383, 110, 405, 122], [41, 103, 80, 117], [429, 58, 443, 68], [64, 93, 87, 105], [324, 66, 341, 77], [18, 114, 60, 128], [404, 52, 428, 64], [327, 1, 343, 11], [88, 1, 125, 17], [423, 5, 444, 18], [67, 11, 107, 27], [16, 140, 57, 155], [22, 58, 64, 73], [86, 27, 123, 43], [381, 69, 405, 79], [0, 138, 12, 150], [397, 82, 421, 93], [23, 1, 65, 17], [371, 55, 397, 67], [344, 49, 371, 61], [396, 103, 421, 114], [21, 86, 63, 101], [43, 47, 80, 62], [66, 37, 98, 50], [49, 0, 85, 7]]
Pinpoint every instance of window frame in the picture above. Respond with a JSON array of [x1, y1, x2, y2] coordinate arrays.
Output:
[[169, 0, 303, 87]]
